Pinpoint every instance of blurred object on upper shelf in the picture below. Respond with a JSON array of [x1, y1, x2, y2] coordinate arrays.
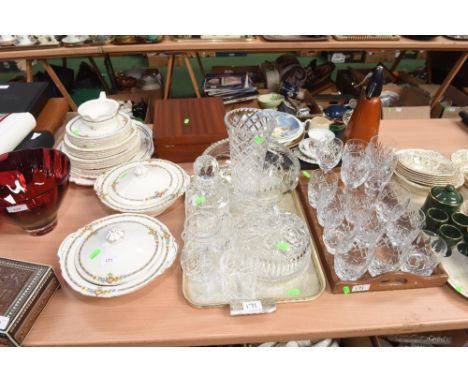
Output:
[[0, 35, 15, 46], [61, 35, 89, 47], [445, 35, 468, 41], [113, 35, 162, 44], [333, 35, 400, 41], [262, 35, 328, 41], [89, 35, 114, 45], [402, 35, 438, 40], [172, 35, 256, 42]]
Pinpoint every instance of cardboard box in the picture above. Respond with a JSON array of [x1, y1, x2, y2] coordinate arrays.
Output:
[[396, 50, 427, 60], [381, 83, 431, 120], [426, 85, 468, 119], [322, 51, 365, 64], [365, 50, 395, 63], [147, 54, 182, 69], [108, 89, 162, 123]]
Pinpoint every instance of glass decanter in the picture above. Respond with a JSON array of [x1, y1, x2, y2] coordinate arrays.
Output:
[[185, 155, 230, 219]]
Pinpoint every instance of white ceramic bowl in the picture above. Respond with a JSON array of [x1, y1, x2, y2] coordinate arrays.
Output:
[[306, 116, 331, 130], [78, 91, 120, 129]]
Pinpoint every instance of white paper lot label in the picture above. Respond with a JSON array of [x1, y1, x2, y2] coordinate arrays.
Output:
[[352, 284, 371, 292], [6, 204, 29, 213], [0, 316, 10, 330], [230, 300, 271, 316], [242, 300, 263, 313]]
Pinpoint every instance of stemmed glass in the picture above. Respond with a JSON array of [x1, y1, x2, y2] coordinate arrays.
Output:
[[400, 230, 448, 276], [334, 240, 375, 281], [375, 182, 411, 223], [315, 137, 344, 173], [368, 236, 406, 277], [341, 139, 370, 189], [386, 207, 426, 247], [363, 136, 397, 196], [317, 188, 345, 228], [322, 219, 356, 255], [307, 169, 338, 209]]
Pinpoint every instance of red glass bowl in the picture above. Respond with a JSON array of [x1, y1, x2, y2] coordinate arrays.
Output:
[[0, 148, 70, 235]]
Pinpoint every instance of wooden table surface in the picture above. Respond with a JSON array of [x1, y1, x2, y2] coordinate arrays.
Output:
[[0, 36, 467, 60], [1, 118, 467, 346]]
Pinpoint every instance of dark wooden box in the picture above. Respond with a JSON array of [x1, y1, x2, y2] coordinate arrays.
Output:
[[0, 258, 59, 346], [152, 97, 228, 163]]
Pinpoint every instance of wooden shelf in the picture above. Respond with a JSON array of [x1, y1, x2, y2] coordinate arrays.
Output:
[[0, 118, 467, 346], [1, 36, 467, 61]]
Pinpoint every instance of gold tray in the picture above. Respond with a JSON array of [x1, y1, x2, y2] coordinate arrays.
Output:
[[171, 35, 257, 43], [182, 191, 327, 308]]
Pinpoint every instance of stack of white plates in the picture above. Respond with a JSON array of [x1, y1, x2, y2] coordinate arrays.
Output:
[[94, 159, 189, 216], [451, 149, 468, 187], [58, 213, 177, 298], [395, 149, 464, 191], [58, 113, 154, 186]]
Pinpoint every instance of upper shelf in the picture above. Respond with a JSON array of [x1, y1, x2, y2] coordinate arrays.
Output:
[[1, 36, 467, 60]]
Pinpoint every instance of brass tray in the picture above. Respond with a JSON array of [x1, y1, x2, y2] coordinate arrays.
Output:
[[333, 35, 400, 41], [172, 35, 257, 43], [182, 191, 327, 308]]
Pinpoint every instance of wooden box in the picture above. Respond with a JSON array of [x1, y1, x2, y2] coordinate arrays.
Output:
[[0, 257, 59, 346], [153, 97, 228, 163], [297, 177, 449, 294]]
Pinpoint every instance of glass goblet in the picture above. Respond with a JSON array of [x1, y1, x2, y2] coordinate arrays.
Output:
[[375, 182, 411, 223], [322, 219, 356, 255], [386, 208, 425, 247], [334, 240, 374, 281], [368, 237, 405, 277], [307, 169, 338, 209], [316, 137, 344, 173], [341, 139, 371, 188], [400, 230, 448, 276]]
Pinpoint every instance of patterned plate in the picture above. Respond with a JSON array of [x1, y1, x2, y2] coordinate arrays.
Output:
[[451, 149, 468, 172], [271, 112, 304, 144]]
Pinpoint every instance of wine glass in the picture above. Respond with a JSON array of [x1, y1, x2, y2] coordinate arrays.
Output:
[[315, 137, 344, 173], [341, 139, 370, 188]]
